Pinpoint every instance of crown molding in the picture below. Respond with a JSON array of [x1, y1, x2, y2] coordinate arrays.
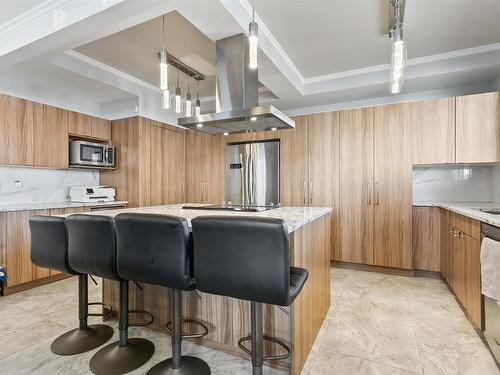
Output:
[[218, 0, 304, 93], [0, 0, 124, 57]]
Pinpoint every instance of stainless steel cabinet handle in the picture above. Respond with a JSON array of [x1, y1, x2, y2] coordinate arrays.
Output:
[[309, 180, 313, 204], [303, 181, 307, 205]]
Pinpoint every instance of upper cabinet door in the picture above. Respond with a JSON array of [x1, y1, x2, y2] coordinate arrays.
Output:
[[338, 108, 374, 265], [411, 98, 456, 164], [373, 103, 413, 269], [33, 104, 69, 168], [162, 128, 186, 204], [0, 94, 34, 166], [68, 111, 92, 138], [280, 115, 309, 206], [91, 117, 111, 141], [456, 92, 500, 163]]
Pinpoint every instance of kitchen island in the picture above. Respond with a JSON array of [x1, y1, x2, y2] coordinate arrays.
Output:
[[73, 204, 332, 375]]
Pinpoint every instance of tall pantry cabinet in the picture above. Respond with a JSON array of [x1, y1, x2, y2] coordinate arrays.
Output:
[[336, 104, 413, 269]]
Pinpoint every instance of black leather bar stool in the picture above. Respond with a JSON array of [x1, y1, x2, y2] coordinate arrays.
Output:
[[67, 214, 155, 375], [114, 213, 210, 375], [29, 216, 114, 355], [192, 216, 309, 375]]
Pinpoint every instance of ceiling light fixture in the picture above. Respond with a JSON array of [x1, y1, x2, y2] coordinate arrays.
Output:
[[389, 0, 406, 94], [195, 80, 201, 116], [250, 116, 257, 121], [175, 70, 182, 114], [160, 15, 170, 108], [248, 0, 258, 69], [185, 78, 192, 117]]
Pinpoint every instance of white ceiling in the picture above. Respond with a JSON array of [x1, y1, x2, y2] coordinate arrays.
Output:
[[254, 0, 500, 78], [0, 0, 43, 25], [0, 0, 499, 121], [75, 11, 217, 97]]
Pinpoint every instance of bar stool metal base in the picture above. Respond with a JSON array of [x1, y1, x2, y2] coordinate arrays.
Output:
[[147, 356, 211, 375], [89, 338, 154, 375], [50, 324, 113, 355]]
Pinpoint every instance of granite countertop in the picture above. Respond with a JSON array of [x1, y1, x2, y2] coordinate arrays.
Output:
[[58, 203, 333, 234], [0, 200, 128, 212], [413, 201, 500, 227]]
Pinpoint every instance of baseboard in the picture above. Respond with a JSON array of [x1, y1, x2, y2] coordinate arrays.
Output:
[[1, 273, 72, 296], [331, 261, 415, 277]]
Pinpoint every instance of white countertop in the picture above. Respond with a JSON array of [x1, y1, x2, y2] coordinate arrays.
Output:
[[0, 200, 128, 212], [59, 204, 333, 233], [413, 201, 500, 227]]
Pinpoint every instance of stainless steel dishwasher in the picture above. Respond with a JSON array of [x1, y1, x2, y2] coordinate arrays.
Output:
[[481, 223, 500, 363]]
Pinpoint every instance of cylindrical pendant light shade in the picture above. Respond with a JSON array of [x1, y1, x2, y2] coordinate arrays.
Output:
[[249, 21, 258, 69]]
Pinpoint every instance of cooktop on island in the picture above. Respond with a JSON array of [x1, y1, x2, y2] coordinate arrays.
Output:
[[182, 204, 278, 212]]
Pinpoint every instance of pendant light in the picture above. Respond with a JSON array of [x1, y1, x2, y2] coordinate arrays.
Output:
[[160, 15, 170, 108], [185, 78, 192, 117], [195, 80, 201, 116], [248, 0, 258, 69], [389, 0, 406, 94], [175, 69, 182, 114]]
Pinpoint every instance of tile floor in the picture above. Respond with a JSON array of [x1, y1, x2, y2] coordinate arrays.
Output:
[[0, 268, 498, 374]]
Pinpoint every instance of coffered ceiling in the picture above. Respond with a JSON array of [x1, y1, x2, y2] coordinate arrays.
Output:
[[0, 0, 499, 122]]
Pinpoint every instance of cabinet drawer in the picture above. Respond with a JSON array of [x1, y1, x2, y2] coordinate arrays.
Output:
[[449, 211, 480, 240]]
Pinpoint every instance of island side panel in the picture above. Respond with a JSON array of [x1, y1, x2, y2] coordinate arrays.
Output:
[[291, 213, 331, 375]]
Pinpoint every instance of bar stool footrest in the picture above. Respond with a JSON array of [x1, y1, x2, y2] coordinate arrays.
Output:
[[165, 319, 209, 339], [88, 302, 113, 318], [238, 335, 291, 361], [128, 309, 154, 327]]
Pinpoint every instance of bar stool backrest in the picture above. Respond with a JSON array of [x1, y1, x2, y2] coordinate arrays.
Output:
[[115, 213, 194, 290], [192, 216, 290, 306], [29, 216, 77, 275], [67, 214, 120, 281]]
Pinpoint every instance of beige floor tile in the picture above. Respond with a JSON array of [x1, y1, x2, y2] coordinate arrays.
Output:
[[320, 311, 423, 373], [309, 350, 421, 375]]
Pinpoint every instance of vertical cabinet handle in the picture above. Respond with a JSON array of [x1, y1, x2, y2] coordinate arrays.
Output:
[[303, 181, 307, 205], [309, 180, 313, 204], [375, 182, 380, 205], [367, 182, 371, 205]]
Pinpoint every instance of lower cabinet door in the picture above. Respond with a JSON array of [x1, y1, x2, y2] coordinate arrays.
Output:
[[464, 234, 482, 328]]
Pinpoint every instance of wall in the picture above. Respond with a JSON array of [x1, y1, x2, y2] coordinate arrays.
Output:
[[0, 166, 99, 205], [413, 165, 500, 203]]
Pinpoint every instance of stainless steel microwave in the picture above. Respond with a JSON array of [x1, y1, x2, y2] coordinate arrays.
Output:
[[69, 140, 115, 168]]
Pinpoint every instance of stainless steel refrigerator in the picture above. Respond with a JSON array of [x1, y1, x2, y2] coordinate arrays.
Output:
[[225, 141, 280, 207]]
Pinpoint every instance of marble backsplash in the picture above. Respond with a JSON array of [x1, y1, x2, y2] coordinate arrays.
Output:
[[413, 164, 500, 203], [0, 166, 99, 205]]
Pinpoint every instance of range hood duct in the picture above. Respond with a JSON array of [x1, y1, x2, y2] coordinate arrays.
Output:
[[178, 33, 294, 134]]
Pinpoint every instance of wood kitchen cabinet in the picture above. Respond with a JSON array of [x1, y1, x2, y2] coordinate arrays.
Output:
[[280, 115, 309, 206], [0, 93, 34, 166], [102, 116, 186, 208], [456, 92, 500, 163], [336, 104, 412, 269], [150, 124, 186, 205], [33, 103, 69, 168], [100, 117, 151, 207], [6, 209, 50, 287], [373, 103, 413, 269], [337, 108, 374, 264], [411, 98, 456, 164], [412, 207, 441, 272], [69, 111, 111, 141], [185, 129, 223, 204], [440, 210, 482, 328]]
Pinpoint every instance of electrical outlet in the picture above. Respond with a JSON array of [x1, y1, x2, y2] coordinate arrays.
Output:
[[14, 180, 22, 188]]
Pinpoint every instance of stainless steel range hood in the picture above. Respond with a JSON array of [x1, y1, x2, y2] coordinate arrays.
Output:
[[178, 34, 294, 134]]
